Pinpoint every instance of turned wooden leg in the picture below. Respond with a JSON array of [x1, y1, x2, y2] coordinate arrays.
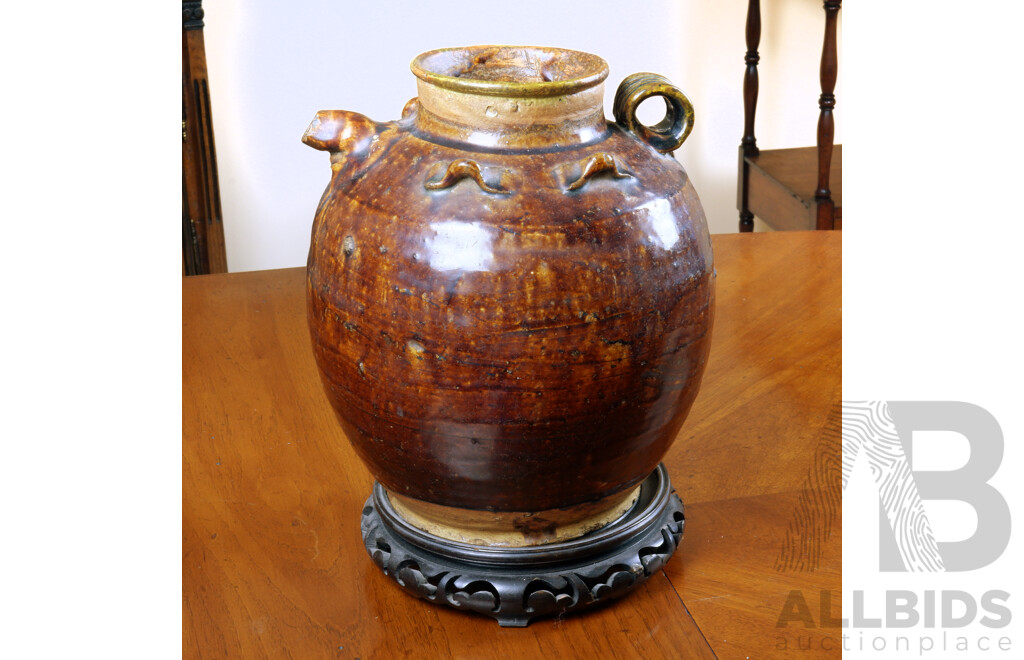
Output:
[[814, 0, 841, 230], [738, 0, 761, 232], [183, 0, 228, 273]]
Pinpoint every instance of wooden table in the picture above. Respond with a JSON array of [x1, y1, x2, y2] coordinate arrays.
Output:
[[184, 230, 841, 659]]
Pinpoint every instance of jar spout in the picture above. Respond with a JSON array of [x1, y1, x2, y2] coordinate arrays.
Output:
[[302, 109, 380, 156]]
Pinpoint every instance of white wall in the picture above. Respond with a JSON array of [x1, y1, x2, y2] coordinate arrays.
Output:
[[204, 0, 842, 272]]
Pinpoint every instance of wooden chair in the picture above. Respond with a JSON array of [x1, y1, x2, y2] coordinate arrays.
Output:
[[738, 0, 841, 232], [183, 0, 228, 274]]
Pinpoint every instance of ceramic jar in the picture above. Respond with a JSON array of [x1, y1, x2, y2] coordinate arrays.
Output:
[[304, 46, 714, 548]]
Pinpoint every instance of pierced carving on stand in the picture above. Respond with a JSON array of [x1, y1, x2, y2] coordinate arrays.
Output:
[[448, 579, 501, 614], [394, 560, 447, 598], [576, 564, 641, 600], [360, 464, 685, 626], [425, 159, 510, 194], [563, 153, 633, 192], [523, 575, 579, 616]]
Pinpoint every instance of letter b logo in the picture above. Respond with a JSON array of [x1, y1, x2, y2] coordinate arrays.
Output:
[[843, 401, 1011, 572]]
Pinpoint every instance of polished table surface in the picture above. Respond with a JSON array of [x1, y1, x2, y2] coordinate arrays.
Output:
[[183, 230, 841, 659]]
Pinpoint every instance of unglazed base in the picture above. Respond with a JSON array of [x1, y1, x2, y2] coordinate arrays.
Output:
[[387, 486, 641, 547], [361, 464, 685, 627]]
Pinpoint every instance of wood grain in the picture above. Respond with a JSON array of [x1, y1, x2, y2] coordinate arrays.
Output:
[[745, 146, 843, 232], [669, 490, 842, 660], [184, 230, 840, 658], [666, 230, 840, 506]]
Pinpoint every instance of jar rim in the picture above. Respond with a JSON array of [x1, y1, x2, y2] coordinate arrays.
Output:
[[411, 45, 609, 98]]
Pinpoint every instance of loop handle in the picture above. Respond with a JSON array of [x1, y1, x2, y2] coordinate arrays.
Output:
[[613, 73, 694, 154]]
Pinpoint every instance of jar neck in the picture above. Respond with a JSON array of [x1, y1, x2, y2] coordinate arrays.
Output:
[[412, 79, 608, 149]]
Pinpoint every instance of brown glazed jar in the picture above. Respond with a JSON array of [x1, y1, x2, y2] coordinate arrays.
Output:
[[304, 46, 714, 548]]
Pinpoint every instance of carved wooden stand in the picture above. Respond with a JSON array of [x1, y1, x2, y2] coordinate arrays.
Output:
[[360, 464, 684, 627]]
